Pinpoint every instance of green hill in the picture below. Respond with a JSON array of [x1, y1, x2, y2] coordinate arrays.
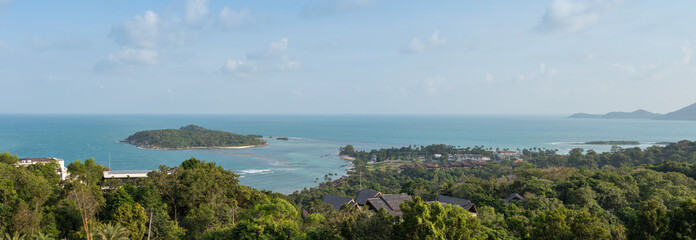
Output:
[[569, 109, 661, 119], [658, 102, 696, 120], [123, 125, 266, 149]]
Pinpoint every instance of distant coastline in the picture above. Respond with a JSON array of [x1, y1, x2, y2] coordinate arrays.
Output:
[[134, 143, 268, 150], [569, 102, 696, 121]]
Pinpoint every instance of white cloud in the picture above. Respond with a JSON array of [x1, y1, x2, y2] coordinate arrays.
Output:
[[485, 73, 494, 83], [100, 10, 191, 71], [270, 38, 288, 51], [535, 0, 622, 33], [218, 7, 249, 29], [108, 47, 159, 66], [422, 77, 444, 95], [609, 63, 637, 72], [223, 38, 300, 77], [515, 63, 557, 82], [110, 11, 159, 48], [401, 30, 447, 54], [539, 63, 547, 74], [185, 0, 209, 24], [222, 59, 256, 74]]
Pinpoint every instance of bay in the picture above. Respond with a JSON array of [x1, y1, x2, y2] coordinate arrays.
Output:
[[1, 114, 696, 193]]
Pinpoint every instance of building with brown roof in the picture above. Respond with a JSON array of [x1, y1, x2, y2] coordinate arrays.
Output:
[[354, 189, 381, 206], [435, 195, 478, 217], [322, 194, 359, 210], [365, 193, 412, 216]]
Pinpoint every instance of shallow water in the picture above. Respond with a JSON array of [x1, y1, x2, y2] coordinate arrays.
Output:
[[2, 114, 695, 193]]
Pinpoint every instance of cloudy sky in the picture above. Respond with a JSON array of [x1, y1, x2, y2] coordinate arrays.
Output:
[[1, 0, 695, 114]]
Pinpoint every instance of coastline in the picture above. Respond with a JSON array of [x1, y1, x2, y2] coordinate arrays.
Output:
[[338, 155, 356, 161], [126, 142, 269, 150]]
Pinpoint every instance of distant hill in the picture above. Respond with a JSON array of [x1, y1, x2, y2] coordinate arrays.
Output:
[[657, 102, 696, 120], [569, 109, 661, 119], [123, 125, 267, 149], [569, 102, 696, 121]]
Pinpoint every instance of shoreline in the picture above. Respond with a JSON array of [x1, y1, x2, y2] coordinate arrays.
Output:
[[338, 155, 356, 161], [126, 142, 269, 150]]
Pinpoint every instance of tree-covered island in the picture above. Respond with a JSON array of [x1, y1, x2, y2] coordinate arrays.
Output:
[[122, 125, 267, 149]]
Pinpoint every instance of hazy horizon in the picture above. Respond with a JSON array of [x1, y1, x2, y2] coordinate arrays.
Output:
[[1, 1, 695, 114]]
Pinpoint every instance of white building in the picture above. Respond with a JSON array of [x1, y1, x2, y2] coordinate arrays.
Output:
[[496, 151, 520, 160], [17, 158, 69, 180]]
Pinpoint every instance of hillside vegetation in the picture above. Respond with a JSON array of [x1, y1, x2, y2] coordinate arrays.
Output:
[[122, 125, 266, 149]]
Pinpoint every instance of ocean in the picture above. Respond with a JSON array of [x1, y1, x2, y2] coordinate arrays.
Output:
[[2, 114, 696, 194]]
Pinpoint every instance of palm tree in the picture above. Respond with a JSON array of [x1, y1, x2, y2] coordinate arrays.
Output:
[[2, 233, 26, 240], [31, 233, 54, 240], [93, 223, 130, 240]]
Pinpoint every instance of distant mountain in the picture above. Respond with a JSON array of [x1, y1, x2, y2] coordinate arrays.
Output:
[[569, 102, 696, 121], [569, 109, 661, 119], [657, 102, 696, 120]]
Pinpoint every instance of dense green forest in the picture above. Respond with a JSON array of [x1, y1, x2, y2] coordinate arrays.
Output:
[[2, 140, 696, 239], [122, 125, 266, 149]]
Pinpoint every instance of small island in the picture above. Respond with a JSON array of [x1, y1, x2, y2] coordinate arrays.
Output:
[[584, 141, 640, 145], [122, 125, 267, 149]]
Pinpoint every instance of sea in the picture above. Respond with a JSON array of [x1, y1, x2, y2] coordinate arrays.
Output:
[[1, 114, 696, 194]]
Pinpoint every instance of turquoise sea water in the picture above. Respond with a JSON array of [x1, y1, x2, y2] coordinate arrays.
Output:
[[2, 114, 696, 193]]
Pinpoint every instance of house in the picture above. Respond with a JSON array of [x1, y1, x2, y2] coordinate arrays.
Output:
[[365, 193, 412, 216], [103, 170, 150, 180], [496, 151, 520, 160], [436, 195, 478, 217], [17, 158, 68, 180], [354, 189, 381, 206], [424, 163, 439, 168], [462, 154, 491, 162], [322, 194, 359, 210], [505, 193, 525, 203]]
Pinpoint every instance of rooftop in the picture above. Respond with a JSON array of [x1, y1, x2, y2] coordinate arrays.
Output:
[[355, 189, 381, 206]]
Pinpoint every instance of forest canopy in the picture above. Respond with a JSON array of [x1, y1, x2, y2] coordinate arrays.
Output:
[[122, 125, 266, 149]]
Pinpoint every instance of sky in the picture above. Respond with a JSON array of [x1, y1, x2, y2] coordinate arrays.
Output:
[[0, 0, 695, 115]]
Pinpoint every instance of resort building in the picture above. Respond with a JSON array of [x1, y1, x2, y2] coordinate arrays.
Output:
[[17, 158, 68, 180], [354, 189, 381, 206], [496, 151, 520, 160], [461, 154, 491, 162], [322, 194, 359, 210], [365, 193, 412, 216], [505, 193, 525, 203], [435, 195, 478, 217]]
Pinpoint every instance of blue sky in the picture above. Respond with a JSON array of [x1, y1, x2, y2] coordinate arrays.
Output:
[[1, 0, 695, 114]]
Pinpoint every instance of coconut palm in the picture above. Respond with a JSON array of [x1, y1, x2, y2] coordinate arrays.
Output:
[[31, 233, 54, 240], [93, 223, 130, 240], [2, 233, 25, 240]]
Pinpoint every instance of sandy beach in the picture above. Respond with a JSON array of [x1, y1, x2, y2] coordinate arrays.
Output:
[[134, 143, 269, 150]]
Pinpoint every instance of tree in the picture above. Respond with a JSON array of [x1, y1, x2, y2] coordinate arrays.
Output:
[[0, 152, 19, 165], [628, 200, 670, 240], [396, 197, 484, 240], [66, 159, 106, 240], [111, 203, 148, 240], [93, 223, 130, 240], [105, 188, 134, 220], [67, 184, 99, 240], [666, 198, 696, 239], [530, 207, 610, 240], [228, 197, 301, 240]]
